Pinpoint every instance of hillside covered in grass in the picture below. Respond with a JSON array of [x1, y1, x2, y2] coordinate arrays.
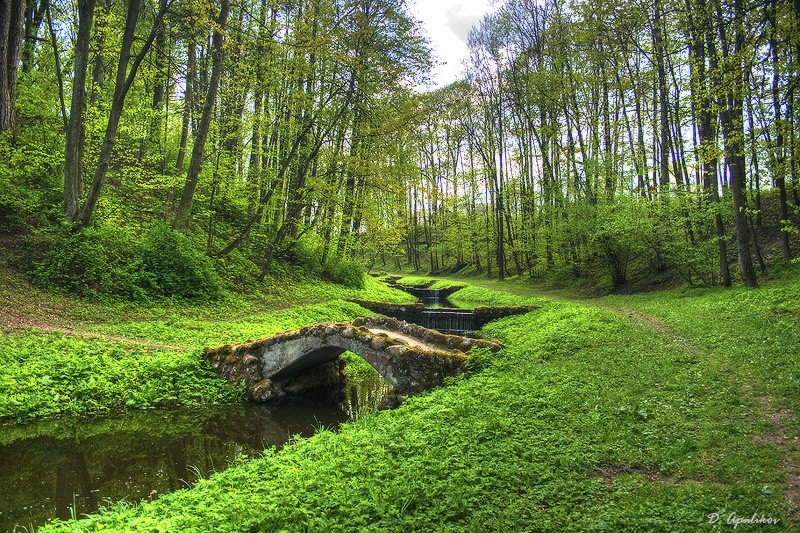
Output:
[[0, 266, 414, 421], [28, 271, 800, 532]]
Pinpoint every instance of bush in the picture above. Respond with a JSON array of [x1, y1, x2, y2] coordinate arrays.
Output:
[[292, 233, 365, 288], [14, 223, 225, 301], [322, 256, 365, 288], [139, 223, 224, 300], [17, 223, 146, 300], [294, 233, 324, 274]]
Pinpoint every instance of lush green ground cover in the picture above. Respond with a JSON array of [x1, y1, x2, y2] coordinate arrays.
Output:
[[35, 275, 798, 531], [0, 271, 412, 421]]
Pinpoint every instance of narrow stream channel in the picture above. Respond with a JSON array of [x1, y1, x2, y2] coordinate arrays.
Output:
[[403, 288, 476, 334], [0, 375, 389, 532], [1, 288, 465, 531]]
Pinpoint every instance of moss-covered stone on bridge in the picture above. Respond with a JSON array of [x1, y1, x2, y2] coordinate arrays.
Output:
[[204, 316, 501, 406]]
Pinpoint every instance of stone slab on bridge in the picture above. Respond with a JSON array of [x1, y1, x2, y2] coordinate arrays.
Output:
[[204, 316, 501, 406]]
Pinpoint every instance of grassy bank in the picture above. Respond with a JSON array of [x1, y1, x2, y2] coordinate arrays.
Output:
[[35, 275, 799, 531], [0, 269, 414, 421]]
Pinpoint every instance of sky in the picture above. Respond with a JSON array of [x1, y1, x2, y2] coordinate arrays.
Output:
[[408, 0, 497, 89]]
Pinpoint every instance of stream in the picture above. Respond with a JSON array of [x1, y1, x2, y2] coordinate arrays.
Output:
[[403, 288, 476, 334], [0, 375, 389, 532], [1, 288, 465, 531]]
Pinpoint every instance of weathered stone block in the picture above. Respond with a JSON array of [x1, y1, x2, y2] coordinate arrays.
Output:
[[248, 379, 273, 401], [370, 337, 387, 350]]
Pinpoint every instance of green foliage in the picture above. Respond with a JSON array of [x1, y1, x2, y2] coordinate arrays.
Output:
[[0, 297, 382, 422], [139, 223, 224, 300], [12, 223, 227, 301], [447, 284, 547, 307], [95, 300, 375, 349], [36, 276, 798, 531], [16, 223, 147, 300], [322, 255, 365, 288], [342, 352, 380, 381], [0, 332, 242, 420], [294, 233, 365, 288], [0, 74, 65, 232]]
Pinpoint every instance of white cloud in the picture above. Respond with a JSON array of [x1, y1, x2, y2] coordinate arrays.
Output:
[[408, 0, 497, 89]]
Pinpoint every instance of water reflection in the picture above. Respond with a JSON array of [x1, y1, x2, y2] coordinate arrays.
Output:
[[0, 373, 389, 532], [341, 374, 391, 418]]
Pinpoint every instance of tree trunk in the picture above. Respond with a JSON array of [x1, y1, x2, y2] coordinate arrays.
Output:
[[173, 0, 231, 229], [767, 0, 792, 259], [653, 0, 671, 193], [690, 0, 731, 286], [0, 0, 26, 132], [76, 0, 169, 226], [63, 0, 96, 220], [21, 0, 47, 74], [175, 40, 196, 172], [717, 0, 758, 287]]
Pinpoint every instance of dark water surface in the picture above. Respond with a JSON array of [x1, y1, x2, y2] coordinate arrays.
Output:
[[0, 376, 388, 532]]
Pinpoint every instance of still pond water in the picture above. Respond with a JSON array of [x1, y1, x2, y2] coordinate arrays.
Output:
[[0, 375, 389, 532]]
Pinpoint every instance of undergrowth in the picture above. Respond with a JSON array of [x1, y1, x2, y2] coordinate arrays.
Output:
[[0, 298, 387, 421], [36, 276, 798, 531], [0, 334, 241, 420]]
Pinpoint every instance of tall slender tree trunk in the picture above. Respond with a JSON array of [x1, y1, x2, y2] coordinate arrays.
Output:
[[76, 0, 168, 226], [717, 0, 758, 287], [63, 0, 96, 220], [767, 0, 792, 259], [175, 40, 197, 172], [653, 0, 672, 193], [0, 0, 26, 132], [690, 0, 731, 285], [21, 0, 47, 74], [174, 0, 231, 229]]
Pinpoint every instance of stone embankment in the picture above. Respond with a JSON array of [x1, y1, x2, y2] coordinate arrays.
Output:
[[347, 299, 539, 329]]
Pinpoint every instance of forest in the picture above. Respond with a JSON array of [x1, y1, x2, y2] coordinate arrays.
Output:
[[2, 0, 800, 530], [1, 0, 798, 297]]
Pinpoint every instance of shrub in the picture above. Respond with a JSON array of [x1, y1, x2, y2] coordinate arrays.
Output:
[[14, 223, 225, 301], [292, 233, 365, 288], [294, 233, 324, 274], [17, 223, 146, 299], [139, 223, 224, 300], [322, 256, 365, 288]]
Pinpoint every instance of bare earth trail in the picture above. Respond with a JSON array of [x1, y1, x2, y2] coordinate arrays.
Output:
[[615, 304, 800, 525], [0, 265, 194, 351], [0, 306, 187, 351]]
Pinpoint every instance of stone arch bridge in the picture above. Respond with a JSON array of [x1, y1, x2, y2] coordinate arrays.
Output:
[[204, 316, 501, 406]]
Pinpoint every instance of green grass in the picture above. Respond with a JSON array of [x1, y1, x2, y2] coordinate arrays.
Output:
[[0, 268, 414, 421], [0, 332, 242, 419], [600, 276, 800, 435], [36, 274, 799, 531], [92, 300, 376, 349], [0, 300, 379, 421]]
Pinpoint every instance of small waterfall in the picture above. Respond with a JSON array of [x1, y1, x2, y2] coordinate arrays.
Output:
[[419, 309, 475, 334], [398, 285, 476, 333], [409, 288, 443, 307]]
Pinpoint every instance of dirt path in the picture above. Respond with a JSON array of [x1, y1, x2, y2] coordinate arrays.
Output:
[[754, 396, 800, 525]]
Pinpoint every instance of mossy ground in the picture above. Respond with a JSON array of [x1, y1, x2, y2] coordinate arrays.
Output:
[[19, 269, 799, 531]]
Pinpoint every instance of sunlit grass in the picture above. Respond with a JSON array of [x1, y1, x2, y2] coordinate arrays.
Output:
[[36, 274, 799, 531]]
